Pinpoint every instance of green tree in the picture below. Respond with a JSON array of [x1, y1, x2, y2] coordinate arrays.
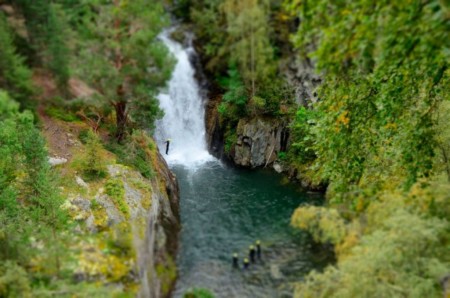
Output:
[[79, 129, 108, 180], [0, 15, 34, 109], [15, 0, 72, 91], [222, 0, 275, 97], [218, 64, 247, 120], [74, 0, 174, 142], [286, 0, 449, 198]]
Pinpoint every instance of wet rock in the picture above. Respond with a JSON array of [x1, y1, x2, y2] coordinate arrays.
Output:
[[273, 162, 283, 173]]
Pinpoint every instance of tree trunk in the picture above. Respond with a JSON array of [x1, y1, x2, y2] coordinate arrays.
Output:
[[114, 99, 127, 143]]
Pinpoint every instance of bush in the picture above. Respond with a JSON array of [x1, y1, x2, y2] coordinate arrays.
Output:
[[106, 132, 155, 179], [292, 182, 450, 297], [105, 178, 129, 218], [183, 288, 215, 298], [79, 130, 108, 181], [45, 106, 79, 122], [0, 262, 32, 298]]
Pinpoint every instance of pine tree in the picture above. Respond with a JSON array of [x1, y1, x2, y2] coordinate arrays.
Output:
[[80, 129, 107, 180], [15, 0, 71, 92], [74, 0, 174, 142], [0, 15, 34, 109]]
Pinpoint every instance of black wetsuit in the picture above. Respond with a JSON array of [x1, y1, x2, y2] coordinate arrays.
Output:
[[165, 140, 170, 155], [232, 256, 239, 268], [256, 244, 261, 260], [243, 260, 250, 269], [249, 248, 256, 263]]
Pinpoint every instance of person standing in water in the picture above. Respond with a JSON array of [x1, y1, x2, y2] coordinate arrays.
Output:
[[256, 240, 262, 260], [243, 258, 250, 269], [249, 245, 256, 263], [232, 253, 239, 268], [165, 139, 171, 155]]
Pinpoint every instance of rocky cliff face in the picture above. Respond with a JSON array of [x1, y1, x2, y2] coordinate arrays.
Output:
[[138, 152, 180, 298], [62, 158, 180, 298], [41, 114, 180, 298], [282, 53, 322, 107], [231, 118, 290, 168]]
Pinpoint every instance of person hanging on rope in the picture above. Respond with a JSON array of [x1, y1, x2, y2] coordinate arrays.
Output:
[[165, 139, 171, 155]]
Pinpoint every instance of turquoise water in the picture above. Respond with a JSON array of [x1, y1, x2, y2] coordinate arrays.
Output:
[[172, 161, 333, 298]]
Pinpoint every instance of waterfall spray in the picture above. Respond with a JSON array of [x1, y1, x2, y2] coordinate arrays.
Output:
[[155, 30, 214, 168]]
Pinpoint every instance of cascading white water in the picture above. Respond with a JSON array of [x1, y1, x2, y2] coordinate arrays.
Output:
[[155, 30, 215, 167]]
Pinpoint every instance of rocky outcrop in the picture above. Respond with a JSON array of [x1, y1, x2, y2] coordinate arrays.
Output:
[[205, 93, 225, 159], [230, 118, 290, 168], [62, 157, 180, 298], [138, 152, 180, 298], [282, 54, 322, 107], [41, 113, 180, 297]]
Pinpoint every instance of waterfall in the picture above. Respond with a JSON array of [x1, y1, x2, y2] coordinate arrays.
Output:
[[155, 30, 215, 168]]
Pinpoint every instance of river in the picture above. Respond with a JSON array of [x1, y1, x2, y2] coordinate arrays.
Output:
[[155, 30, 332, 298]]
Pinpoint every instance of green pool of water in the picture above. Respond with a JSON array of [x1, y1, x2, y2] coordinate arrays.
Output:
[[172, 161, 333, 298]]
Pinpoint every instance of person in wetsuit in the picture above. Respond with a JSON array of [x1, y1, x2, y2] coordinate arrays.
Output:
[[256, 240, 261, 260], [232, 253, 239, 268], [165, 139, 171, 155], [249, 245, 256, 263]]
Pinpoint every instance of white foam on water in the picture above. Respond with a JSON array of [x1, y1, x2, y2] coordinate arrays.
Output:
[[155, 29, 216, 169]]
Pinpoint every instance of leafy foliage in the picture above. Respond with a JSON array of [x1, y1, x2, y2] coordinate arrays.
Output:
[[285, 1, 450, 296], [287, 0, 449, 199], [292, 182, 449, 298], [222, 0, 275, 96], [184, 287, 216, 298]]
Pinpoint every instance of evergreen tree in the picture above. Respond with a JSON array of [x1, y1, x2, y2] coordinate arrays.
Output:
[[80, 129, 108, 180], [74, 0, 174, 142], [15, 0, 71, 91], [0, 15, 34, 109]]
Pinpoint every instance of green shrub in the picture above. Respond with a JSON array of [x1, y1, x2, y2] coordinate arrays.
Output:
[[45, 106, 79, 122], [79, 130, 108, 181], [78, 128, 90, 144], [106, 132, 155, 179], [0, 262, 32, 298], [278, 151, 287, 161], [90, 198, 100, 210], [183, 288, 215, 298], [105, 178, 129, 218], [224, 128, 237, 154]]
